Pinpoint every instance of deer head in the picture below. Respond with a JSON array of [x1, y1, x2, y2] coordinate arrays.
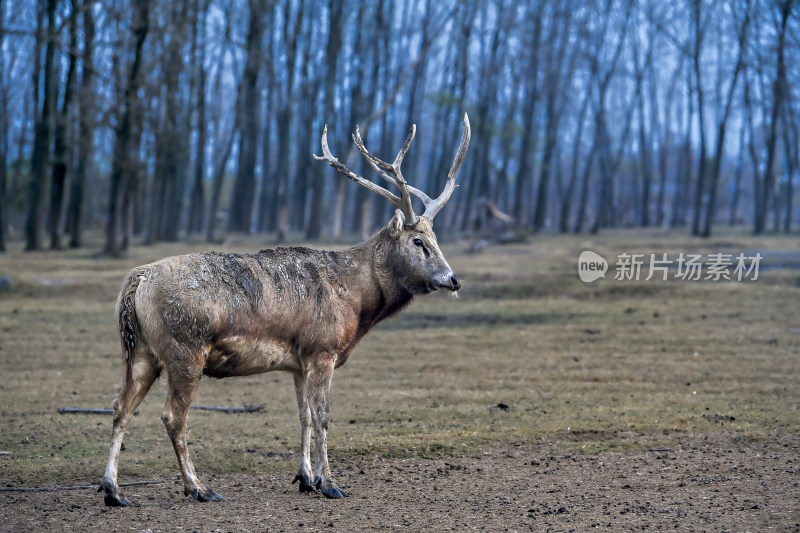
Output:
[[314, 114, 471, 294]]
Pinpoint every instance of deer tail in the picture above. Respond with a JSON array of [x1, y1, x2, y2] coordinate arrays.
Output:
[[117, 268, 146, 387]]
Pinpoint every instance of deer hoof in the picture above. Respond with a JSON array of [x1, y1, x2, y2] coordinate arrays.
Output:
[[314, 476, 349, 499], [187, 487, 224, 502], [103, 488, 132, 507], [292, 472, 316, 493]]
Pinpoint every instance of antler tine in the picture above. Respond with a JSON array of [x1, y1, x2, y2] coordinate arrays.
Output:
[[352, 125, 418, 225], [313, 124, 403, 208], [353, 126, 394, 173], [421, 113, 471, 220], [392, 124, 416, 169]]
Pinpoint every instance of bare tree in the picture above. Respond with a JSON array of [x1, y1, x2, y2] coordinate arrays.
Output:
[[754, 0, 793, 234], [65, 0, 95, 248], [104, 0, 150, 256], [48, 0, 79, 249], [533, 3, 580, 231], [782, 102, 798, 232], [689, 0, 710, 236], [206, 3, 241, 243], [25, 0, 57, 251], [228, 0, 270, 234], [305, 0, 343, 240], [0, 0, 7, 251], [187, 0, 209, 235], [265, 0, 303, 240], [701, 0, 751, 237]]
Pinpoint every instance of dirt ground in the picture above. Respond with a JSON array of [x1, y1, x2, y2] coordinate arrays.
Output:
[[2, 432, 798, 532], [1, 230, 799, 531]]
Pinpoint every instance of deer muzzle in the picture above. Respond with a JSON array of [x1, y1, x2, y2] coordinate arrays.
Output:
[[433, 271, 461, 292], [448, 274, 462, 292]]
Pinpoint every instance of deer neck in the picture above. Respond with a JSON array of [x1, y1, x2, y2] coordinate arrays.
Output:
[[345, 229, 414, 329]]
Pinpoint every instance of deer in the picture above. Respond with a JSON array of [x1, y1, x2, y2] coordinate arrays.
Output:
[[100, 114, 471, 506]]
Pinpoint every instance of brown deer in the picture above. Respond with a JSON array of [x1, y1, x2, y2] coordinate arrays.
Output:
[[101, 114, 470, 506]]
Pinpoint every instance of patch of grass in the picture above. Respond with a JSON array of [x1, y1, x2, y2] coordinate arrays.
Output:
[[0, 229, 798, 487]]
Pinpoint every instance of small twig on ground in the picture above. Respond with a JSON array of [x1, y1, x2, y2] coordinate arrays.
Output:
[[57, 408, 139, 416], [57, 404, 265, 415], [191, 403, 267, 414], [0, 479, 164, 493]]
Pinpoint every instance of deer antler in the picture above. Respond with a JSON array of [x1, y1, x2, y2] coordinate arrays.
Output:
[[313, 124, 404, 209], [416, 113, 471, 220], [313, 113, 471, 225], [352, 125, 418, 225]]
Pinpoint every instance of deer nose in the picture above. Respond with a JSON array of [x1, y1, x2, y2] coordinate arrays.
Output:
[[449, 274, 462, 291]]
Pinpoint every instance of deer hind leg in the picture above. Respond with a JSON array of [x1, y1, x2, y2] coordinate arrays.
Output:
[[102, 347, 160, 507], [304, 354, 348, 498], [162, 355, 222, 502], [291, 372, 315, 493]]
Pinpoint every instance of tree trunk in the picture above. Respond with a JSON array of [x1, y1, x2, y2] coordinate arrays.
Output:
[[701, 1, 749, 238], [291, 0, 317, 232], [572, 135, 598, 234], [633, 38, 654, 228], [188, 0, 208, 235], [306, 0, 343, 240], [206, 6, 242, 242], [690, 0, 708, 237], [65, 0, 95, 248], [160, 4, 190, 243], [206, 128, 236, 243], [104, 0, 149, 256], [257, 87, 274, 233], [49, 1, 79, 250], [782, 106, 798, 233], [26, 0, 57, 251], [754, 0, 791, 235], [728, 120, 746, 226], [670, 65, 694, 228], [228, 0, 268, 234], [655, 60, 683, 227], [560, 87, 591, 233], [334, 0, 368, 240], [512, 8, 541, 224], [533, 5, 575, 232], [0, 1, 7, 251], [533, 95, 557, 231], [461, 3, 502, 232], [267, 0, 301, 239]]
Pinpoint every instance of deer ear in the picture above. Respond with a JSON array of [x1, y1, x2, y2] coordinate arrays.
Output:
[[388, 209, 405, 237]]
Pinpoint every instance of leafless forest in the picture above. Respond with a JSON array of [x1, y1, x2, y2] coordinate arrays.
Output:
[[0, 0, 797, 254]]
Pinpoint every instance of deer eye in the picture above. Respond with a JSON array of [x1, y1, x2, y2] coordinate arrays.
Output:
[[413, 238, 430, 258]]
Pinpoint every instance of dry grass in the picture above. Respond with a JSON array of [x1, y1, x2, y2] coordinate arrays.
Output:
[[0, 228, 798, 488]]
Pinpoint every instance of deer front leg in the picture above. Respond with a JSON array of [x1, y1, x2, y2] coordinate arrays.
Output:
[[291, 372, 314, 493], [304, 354, 348, 498]]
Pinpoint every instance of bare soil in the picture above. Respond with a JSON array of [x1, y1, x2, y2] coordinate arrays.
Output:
[[2, 432, 798, 532], [1, 230, 799, 531]]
